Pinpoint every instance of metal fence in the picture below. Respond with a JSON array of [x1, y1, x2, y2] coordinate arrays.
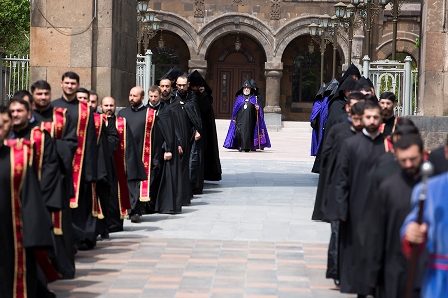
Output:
[[136, 50, 155, 103], [1, 54, 30, 106], [362, 55, 417, 117]]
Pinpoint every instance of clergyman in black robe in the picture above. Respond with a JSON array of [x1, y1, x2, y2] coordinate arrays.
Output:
[[168, 76, 203, 205], [117, 86, 151, 222], [51, 72, 98, 246], [379, 92, 398, 136], [0, 137, 54, 297], [312, 92, 366, 221], [147, 86, 179, 213], [329, 101, 385, 296], [188, 70, 222, 190], [102, 96, 146, 230], [359, 134, 426, 298]]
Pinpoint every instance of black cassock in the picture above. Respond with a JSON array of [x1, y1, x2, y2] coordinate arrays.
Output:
[[0, 145, 53, 297], [317, 125, 357, 280], [196, 90, 222, 183], [168, 90, 202, 205], [86, 115, 119, 247], [117, 105, 148, 213], [235, 97, 256, 151], [332, 132, 385, 295], [428, 146, 448, 176], [312, 119, 351, 221], [148, 102, 180, 213], [360, 170, 424, 298], [106, 115, 146, 231], [33, 107, 78, 278], [382, 115, 396, 137], [51, 98, 98, 244]]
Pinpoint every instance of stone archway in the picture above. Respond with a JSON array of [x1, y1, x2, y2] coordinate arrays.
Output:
[[205, 33, 267, 119]]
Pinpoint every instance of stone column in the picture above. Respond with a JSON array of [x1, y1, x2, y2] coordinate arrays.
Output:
[[418, 0, 448, 116], [188, 59, 208, 76], [30, 0, 137, 106], [264, 62, 283, 131]]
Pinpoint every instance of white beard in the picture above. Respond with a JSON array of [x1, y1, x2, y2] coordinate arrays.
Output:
[[243, 90, 250, 96]]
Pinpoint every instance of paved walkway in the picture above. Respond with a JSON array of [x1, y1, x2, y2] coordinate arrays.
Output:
[[49, 120, 355, 298]]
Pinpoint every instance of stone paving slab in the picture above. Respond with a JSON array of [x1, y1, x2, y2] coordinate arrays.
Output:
[[49, 120, 356, 297]]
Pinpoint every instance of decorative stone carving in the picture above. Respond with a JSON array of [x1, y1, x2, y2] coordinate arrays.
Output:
[[233, 0, 242, 4], [194, 0, 205, 18], [270, 0, 281, 20]]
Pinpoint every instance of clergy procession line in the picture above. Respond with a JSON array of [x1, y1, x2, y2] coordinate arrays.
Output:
[[310, 64, 448, 298], [0, 67, 273, 297]]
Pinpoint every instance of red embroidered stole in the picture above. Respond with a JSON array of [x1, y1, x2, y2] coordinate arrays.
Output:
[[114, 116, 131, 218], [42, 108, 67, 236], [71, 102, 90, 208], [10, 142, 29, 298], [140, 109, 156, 202], [91, 114, 104, 219]]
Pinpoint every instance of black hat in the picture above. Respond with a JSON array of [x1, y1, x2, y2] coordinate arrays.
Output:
[[157, 66, 183, 84], [188, 70, 203, 87], [249, 79, 258, 89], [314, 83, 327, 101], [355, 76, 370, 91], [340, 64, 361, 82], [235, 79, 253, 96], [338, 76, 358, 92]]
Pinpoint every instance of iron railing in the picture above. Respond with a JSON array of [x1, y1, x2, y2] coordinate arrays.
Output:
[[1, 54, 30, 106]]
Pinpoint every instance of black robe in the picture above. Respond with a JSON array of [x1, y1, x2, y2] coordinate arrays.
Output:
[[0, 145, 53, 298], [235, 96, 257, 151], [312, 119, 351, 221], [51, 98, 98, 244], [106, 115, 146, 232], [360, 170, 423, 298], [428, 146, 448, 176], [32, 107, 78, 278], [86, 114, 119, 247], [168, 90, 202, 205], [117, 105, 150, 213], [196, 91, 222, 182], [382, 115, 396, 136], [148, 102, 179, 213], [332, 131, 385, 295]]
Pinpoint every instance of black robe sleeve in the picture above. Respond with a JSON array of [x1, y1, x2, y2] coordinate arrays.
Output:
[[124, 123, 147, 181], [83, 111, 98, 182], [56, 114, 78, 174], [332, 140, 351, 220], [40, 130, 64, 211], [184, 91, 203, 135]]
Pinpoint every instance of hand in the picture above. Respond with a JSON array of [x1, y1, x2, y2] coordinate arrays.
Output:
[[255, 105, 260, 111], [405, 222, 427, 244], [340, 218, 346, 222], [233, 119, 236, 124], [164, 152, 172, 161], [194, 131, 201, 141], [178, 146, 183, 155]]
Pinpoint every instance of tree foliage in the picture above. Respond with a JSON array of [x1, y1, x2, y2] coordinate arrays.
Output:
[[0, 0, 30, 56]]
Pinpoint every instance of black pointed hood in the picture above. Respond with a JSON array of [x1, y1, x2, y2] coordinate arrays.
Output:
[[355, 76, 370, 91], [314, 83, 327, 101], [340, 64, 361, 83], [338, 76, 358, 92], [235, 79, 253, 96], [249, 79, 258, 89], [157, 66, 183, 85], [188, 70, 203, 87]]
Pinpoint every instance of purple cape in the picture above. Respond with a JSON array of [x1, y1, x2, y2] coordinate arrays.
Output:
[[223, 95, 271, 150], [310, 96, 329, 156]]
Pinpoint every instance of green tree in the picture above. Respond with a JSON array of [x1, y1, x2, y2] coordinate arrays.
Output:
[[0, 0, 30, 56]]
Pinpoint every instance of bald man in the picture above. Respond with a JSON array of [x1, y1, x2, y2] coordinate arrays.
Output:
[[117, 88, 155, 223]]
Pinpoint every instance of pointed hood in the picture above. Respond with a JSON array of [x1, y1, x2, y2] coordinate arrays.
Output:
[[338, 76, 358, 92], [340, 64, 361, 83], [314, 83, 327, 101], [157, 66, 183, 85], [235, 79, 253, 96], [355, 76, 370, 91], [324, 78, 339, 97], [188, 70, 204, 87], [249, 79, 258, 89]]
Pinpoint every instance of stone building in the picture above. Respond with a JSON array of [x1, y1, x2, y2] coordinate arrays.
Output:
[[30, 0, 425, 128]]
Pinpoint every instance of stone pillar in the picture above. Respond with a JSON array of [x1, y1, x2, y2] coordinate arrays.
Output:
[[418, 0, 448, 116], [264, 62, 283, 131], [188, 59, 208, 76], [30, 0, 137, 106]]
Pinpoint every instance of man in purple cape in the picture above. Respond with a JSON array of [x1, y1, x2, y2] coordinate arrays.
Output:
[[223, 79, 271, 151]]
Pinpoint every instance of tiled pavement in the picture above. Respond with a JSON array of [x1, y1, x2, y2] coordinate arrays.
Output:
[[49, 121, 355, 298]]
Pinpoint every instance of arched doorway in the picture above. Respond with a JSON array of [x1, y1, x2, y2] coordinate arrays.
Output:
[[281, 35, 341, 121], [146, 31, 190, 80], [206, 34, 267, 119]]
